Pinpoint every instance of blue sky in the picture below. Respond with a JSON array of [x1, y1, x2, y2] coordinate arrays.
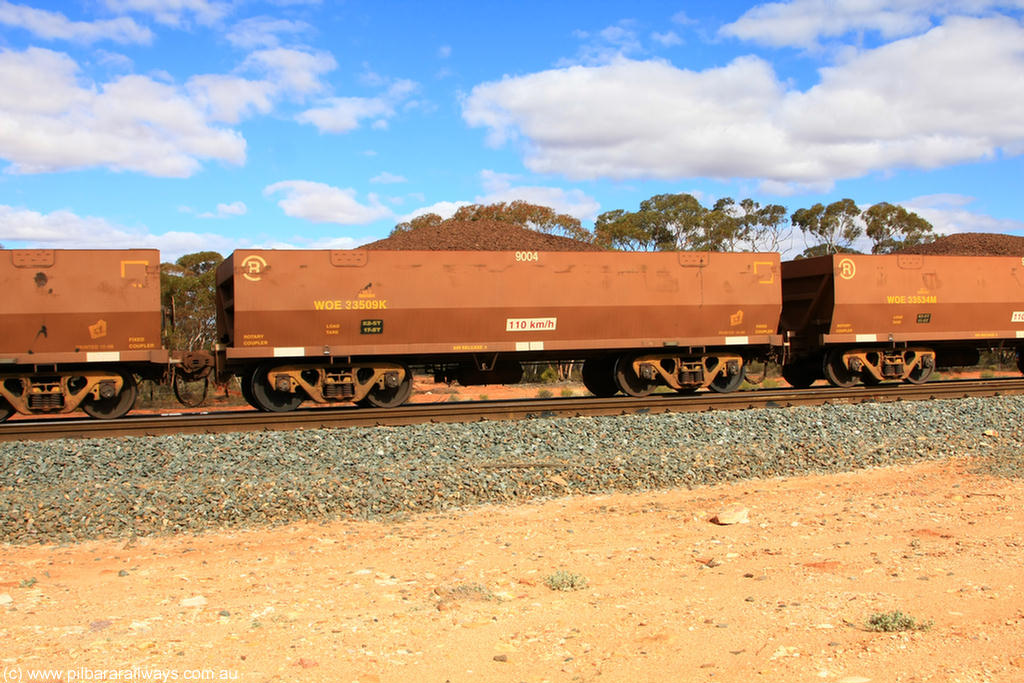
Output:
[[1, 0, 1023, 260]]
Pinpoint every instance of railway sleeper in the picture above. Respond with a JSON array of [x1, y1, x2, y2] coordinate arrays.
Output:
[[0, 371, 135, 420], [248, 361, 412, 411]]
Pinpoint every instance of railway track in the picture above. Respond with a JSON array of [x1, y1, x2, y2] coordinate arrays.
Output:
[[2, 377, 1023, 443]]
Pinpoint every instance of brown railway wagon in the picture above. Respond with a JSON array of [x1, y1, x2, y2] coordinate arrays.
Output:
[[0, 249, 166, 420], [780, 253, 1024, 387], [216, 249, 782, 410]]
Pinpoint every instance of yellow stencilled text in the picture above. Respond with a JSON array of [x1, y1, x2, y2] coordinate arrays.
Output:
[[886, 294, 937, 304], [127, 336, 156, 350], [314, 299, 388, 311], [242, 333, 268, 347]]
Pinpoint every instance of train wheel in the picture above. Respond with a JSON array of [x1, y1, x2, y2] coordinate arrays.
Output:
[[823, 350, 858, 388], [781, 362, 817, 389], [250, 365, 303, 412], [904, 363, 934, 385], [614, 355, 655, 397], [581, 357, 618, 397], [82, 372, 138, 420], [1018, 348, 1024, 375], [0, 397, 12, 423], [360, 368, 413, 408], [708, 364, 746, 393], [239, 368, 258, 409]]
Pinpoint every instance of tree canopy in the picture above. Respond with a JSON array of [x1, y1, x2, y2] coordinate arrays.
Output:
[[161, 251, 223, 351], [791, 199, 936, 257], [862, 202, 936, 254], [595, 193, 789, 253]]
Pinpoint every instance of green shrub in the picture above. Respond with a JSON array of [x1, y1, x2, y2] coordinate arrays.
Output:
[[540, 366, 560, 383], [545, 570, 588, 592], [865, 610, 932, 632]]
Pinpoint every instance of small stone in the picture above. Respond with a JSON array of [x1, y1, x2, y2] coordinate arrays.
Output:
[[118, 570, 129, 577], [180, 596, 207, 608], [493, 654, 508, 662], [219, 610, 231, 617], [89, 619, 112, 632], [711, 506, 749, 525], [294, 658, 318, 669], [0, 593, 12, 605]]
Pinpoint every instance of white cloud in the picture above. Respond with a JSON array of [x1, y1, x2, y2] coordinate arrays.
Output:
[[567, 21, 644, 65], [187, 47, 336, 124], [242, 48, 337, 96], [397, 172, 601, 225], [226, 16, 311, 49], [477, 170, 600, 221], [196, 200, 247, 218], [102, 0, 230, 28], [397, 201, 471, 223], [186, 74, 275, 124], [94, 49, 134, 71], [264, 180, 393, 224], [370, 171, 407, 184], [720, 0, 1023, 48], [438, 45, 452, 59], [297, 97, 393, 133], [0, 204, 235, 261], [905, 194, 1024, 235], [216, 200, 246, 215], [297, 78, 418, 133], [0, 42, 341, 175], [0, 47, 245, 176], [0, 1, 152, 44], [671, 11, 697, 26], [462, 17, 1024, 188], [651, 30, 683, 47]]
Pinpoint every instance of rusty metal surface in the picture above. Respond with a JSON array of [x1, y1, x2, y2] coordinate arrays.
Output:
[[782, 254, 1024, 346], [0, 249, 165, 366], [217, 249, 782, 362], [4, 377, 1024, 442]]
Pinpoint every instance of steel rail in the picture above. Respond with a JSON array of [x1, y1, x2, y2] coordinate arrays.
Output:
[[2, 377, 1024, 443]]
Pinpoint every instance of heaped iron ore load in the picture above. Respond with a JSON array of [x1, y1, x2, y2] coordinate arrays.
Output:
[[898, 232, 1024, 256], [216, 249, 782, 411], [0, 249, 166, 420], [362, 219, 604, 252], [780, 253, 1024, 387]]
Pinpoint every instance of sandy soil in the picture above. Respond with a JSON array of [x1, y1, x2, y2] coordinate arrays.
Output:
[[2, 458, 1023, 683]]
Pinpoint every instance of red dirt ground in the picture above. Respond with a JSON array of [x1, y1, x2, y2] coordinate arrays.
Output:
[[2, 459, 1023, 683]]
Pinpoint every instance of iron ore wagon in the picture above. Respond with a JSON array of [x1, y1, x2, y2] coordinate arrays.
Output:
[[215, 249, 783, 411]]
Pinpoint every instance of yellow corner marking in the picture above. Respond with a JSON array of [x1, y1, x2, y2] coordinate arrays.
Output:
[[753, 261, 775, 284]]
